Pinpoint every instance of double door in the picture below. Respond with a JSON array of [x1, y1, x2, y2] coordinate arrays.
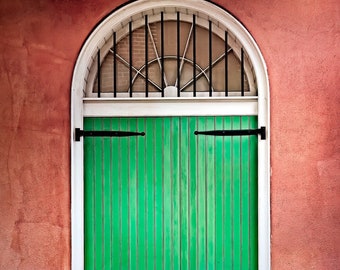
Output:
[[84, 116, 258, 269]]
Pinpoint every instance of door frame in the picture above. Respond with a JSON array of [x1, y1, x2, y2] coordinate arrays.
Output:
[[71, 1, 270, 269]]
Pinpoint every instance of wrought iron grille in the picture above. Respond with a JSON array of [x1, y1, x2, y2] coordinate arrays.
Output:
[[85, 10, 257, 98]]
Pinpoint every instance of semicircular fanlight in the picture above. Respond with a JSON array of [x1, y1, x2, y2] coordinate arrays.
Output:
[[85, 8, 257, 98]]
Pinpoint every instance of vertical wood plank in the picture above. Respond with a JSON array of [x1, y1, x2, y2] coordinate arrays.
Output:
[[102, 119, 111, 268], [232, 116, 242, 269], [249, 116, 259, 269], [154, 118, 163, 270], [171, 117, 181, 270], [163, 117, 172, 270], [84, 119, 95, 269], [119, 118, 129, 269], [129, 118, 137, 270], [145, 118, 155, 270], [137, 118, 146, 270], [110, 118, 120, 268], [188, 117, 197, 270], [241, 116, 250, 269], [215, 116, 224, 269], [223, 116, 233, 269], [206, 116, 216, 269], [197, 117, 206, 269], [180, 117, 189, 270], [94, 119, 103, 270]]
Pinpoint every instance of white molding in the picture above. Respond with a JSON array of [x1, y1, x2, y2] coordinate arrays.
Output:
[[83, 97, 258, 117], [71, 1, 270, 269]]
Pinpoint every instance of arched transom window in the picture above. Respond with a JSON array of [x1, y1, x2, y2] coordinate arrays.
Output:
[[85, 8, 257, 98]]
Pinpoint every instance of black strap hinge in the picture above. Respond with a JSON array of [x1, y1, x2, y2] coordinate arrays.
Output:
[[194, 126, 266, 140], [75, 128, 145, 141]]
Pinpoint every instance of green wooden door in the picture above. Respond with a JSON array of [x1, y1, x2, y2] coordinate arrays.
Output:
[[84, 116, 258, 269]]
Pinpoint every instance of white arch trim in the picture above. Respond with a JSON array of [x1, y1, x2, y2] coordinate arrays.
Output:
[[71, 1, 270, 269]]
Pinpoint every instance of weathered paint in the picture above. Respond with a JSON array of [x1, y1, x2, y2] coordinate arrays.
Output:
[[0, 0, 339, 270]]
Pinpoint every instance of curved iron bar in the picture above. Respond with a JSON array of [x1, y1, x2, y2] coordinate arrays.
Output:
[[180, 48, 232, 92], [175, 21, 194, 88], [109, 49, 162, 91], [147, 23, 168, 87], [130, 55, 209, 93]]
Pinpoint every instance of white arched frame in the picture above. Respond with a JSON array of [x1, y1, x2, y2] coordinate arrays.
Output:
[[71, 1, 270, 269]]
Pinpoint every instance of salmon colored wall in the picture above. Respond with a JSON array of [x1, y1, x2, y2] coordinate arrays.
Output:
[[0, 0, 339, 269]]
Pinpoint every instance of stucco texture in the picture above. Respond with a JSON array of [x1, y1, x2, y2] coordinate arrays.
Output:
[[0, 0, 339, 269]]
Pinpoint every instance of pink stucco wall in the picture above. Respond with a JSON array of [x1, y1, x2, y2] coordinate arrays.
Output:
[[0, 0, 339, 269]]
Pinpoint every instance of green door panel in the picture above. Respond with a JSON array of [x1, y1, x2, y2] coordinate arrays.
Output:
[[84, 116, 258, 270]]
